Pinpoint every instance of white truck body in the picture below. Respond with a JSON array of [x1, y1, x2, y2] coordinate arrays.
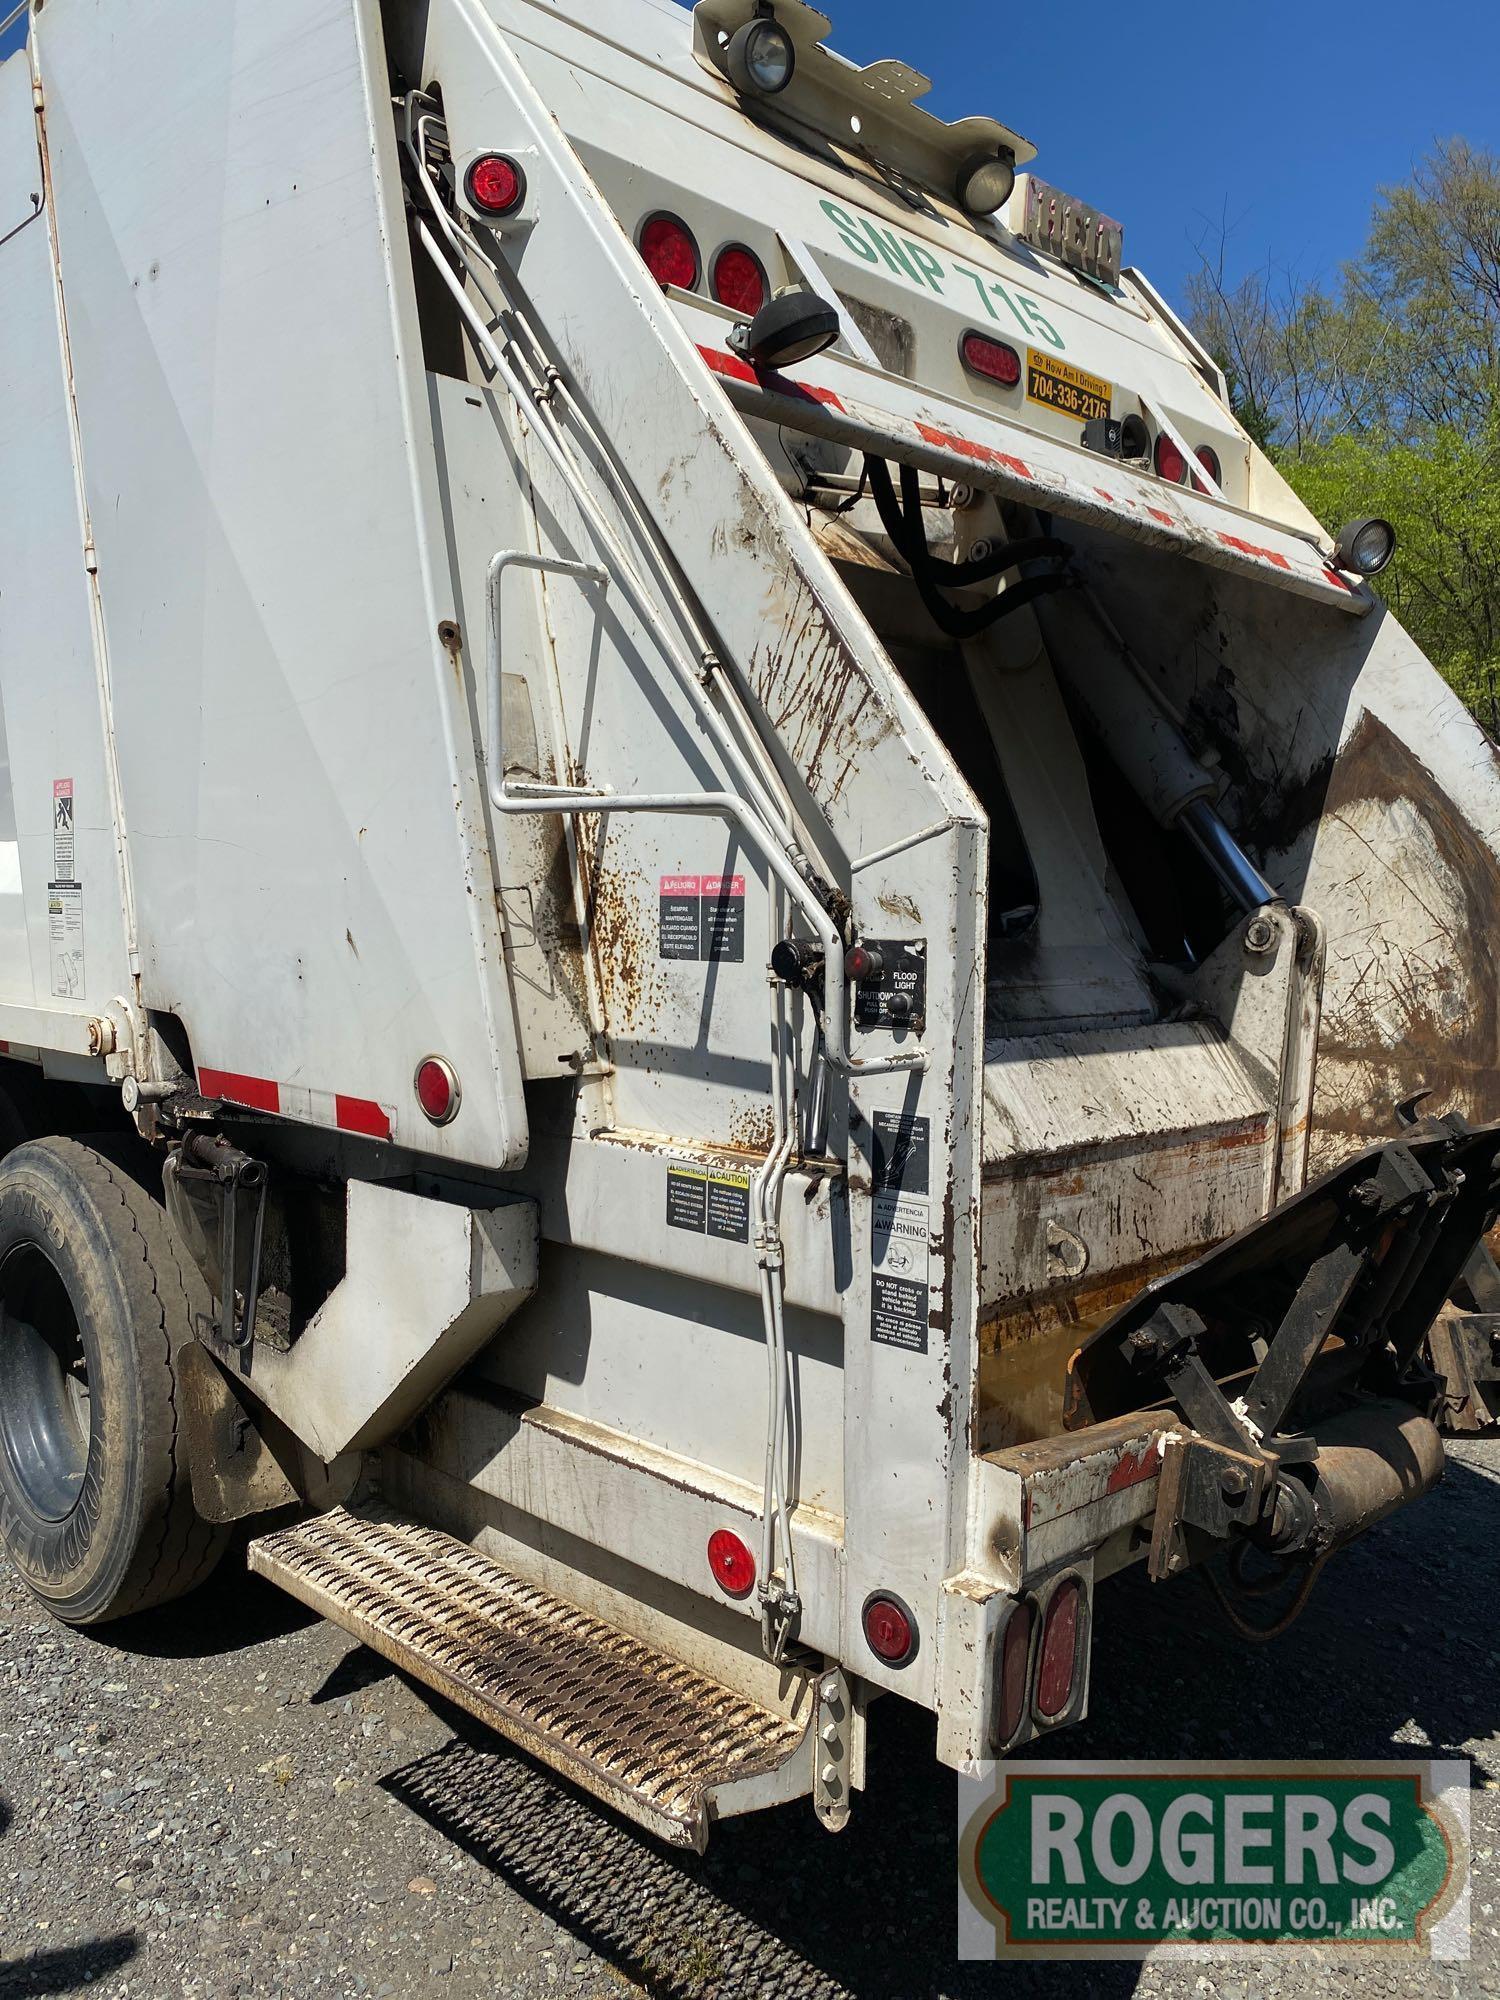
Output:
[[1, 0, 1497, 1847]]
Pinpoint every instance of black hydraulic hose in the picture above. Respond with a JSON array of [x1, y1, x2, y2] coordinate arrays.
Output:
[[899, 460, 1074, 584], [864, 455, 1073, 640], [867, 457, 1070, 585]]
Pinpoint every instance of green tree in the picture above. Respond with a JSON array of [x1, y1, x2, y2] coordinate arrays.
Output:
[[1186, 143, 1500, 726]]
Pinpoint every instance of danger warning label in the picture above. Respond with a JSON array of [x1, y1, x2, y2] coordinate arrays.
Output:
[[658, 876, 746, 963]]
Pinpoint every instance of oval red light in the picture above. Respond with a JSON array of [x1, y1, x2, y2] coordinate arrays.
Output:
[[1193, 445, 1223, 494], [997, 1601, 1033, 1745], [640, 213, 700, 292], [711, 245, 768, 318], [707, 1528, 756, 1599], [466, 154, 526, 218], [1154, 433, 1187, 484], [862, 1592, 917, 1667], [1036, 1578, 1081, 1718], [960, 331, 1022, 388], [415, 1056, 460, 1127]]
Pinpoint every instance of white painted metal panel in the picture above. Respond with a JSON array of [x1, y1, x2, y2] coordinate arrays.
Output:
[[33, 0, 529, 1165], [0, 52, 129, 1015]]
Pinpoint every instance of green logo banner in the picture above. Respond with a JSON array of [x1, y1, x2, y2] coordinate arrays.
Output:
[[959, 1762, 1469, 1962]]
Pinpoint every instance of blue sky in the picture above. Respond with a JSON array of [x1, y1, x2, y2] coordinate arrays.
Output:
[[674, 0, 1500, 305], [0, 16, 22, 62], [9, 4, 1495, 305]]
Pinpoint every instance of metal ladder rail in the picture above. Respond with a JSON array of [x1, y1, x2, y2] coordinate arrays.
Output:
[[416, 212, 924, 1085], [420, 227, 830, 1648], [404, 105, 804, 874]]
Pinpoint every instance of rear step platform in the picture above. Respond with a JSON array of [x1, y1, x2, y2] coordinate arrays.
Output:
[[248, 1508, 808, 1850]]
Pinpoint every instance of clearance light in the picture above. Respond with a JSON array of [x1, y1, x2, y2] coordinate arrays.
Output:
[[707, 1528, 756, 1599], [1154, 433, 1187, 484], [639, 213, 701, 291], [1035, 1577, 1082, 1718], [1193, 445, 1223, 492], [862, 1592, 918, 1668], [465, 154, 527, 219], [960, 331, 1022, 387], [1333, 517, 1397, 576], [711, 244, 769, 318], [725, 13, 796, 97], [957, 148, 1017, 219], [996, 1601, 1033, 1746], [415, 1056, 460, 1127]]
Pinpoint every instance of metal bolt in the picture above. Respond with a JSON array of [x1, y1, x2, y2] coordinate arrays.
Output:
[[1351, 1179, 1382, 1210], [821, 1722, 841, 1748], [1244, 915, 1277, 956], [1220, 1466, 1250, 1502], [968, 537, 996, 565], [820, 1764, 842, 1789], [87, 1017, 117, 1057]]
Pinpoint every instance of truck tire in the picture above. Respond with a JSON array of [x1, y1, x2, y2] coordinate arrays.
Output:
[[0, 1137, 227, 1623]]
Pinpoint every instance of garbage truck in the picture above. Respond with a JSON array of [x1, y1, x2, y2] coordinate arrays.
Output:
[[1, 0, 1498, 1851]]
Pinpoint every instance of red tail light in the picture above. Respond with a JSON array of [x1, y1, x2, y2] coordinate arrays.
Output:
[[1035, 1578, 1082, 1717], [960, 331, 1022, 388], [862, 1592, 918, 1667], [1153, 433, 1187, 484], [414, 1056, 460, 1126], [1193, 445, 1223, 493], [640, 213, 701, 292], [997, 1602, 1033, 1745], [711, 245, 769, 317], [707, 1529, 755, 1599], [465, 154, 526, 219]]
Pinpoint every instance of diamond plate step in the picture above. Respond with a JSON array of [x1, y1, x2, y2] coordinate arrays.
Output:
[[248, 1508, 807, 1850]]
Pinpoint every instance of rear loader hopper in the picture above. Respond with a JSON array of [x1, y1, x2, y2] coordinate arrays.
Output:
[[0, 0, 1497, 1849]]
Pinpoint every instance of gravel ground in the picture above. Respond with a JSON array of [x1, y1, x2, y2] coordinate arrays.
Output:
[[1, 1440, 1498, 2000]]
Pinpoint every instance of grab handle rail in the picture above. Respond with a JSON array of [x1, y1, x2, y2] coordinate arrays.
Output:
[[486, 549, 926, 1078]]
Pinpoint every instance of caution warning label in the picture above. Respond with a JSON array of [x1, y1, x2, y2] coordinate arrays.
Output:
[[665, 1164, 751, 1244]]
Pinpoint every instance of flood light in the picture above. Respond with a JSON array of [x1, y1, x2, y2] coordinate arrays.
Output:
[[726, 13, 796, 97], [733, 286, 840, 370], [957, 148, 1017, 219], [1333, 517, 1396, 576]]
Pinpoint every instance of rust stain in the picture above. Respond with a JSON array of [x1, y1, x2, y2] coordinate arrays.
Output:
[[1288, 713, 1500, 1163], [588, 859, 668, 1037], [727, 1103, 776, 1156]]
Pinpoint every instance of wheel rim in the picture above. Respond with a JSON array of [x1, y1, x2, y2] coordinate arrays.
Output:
[[0, 1243, 92, 1522]]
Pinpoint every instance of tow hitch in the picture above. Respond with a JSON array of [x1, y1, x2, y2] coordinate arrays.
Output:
[[1065, 1113, 1500, 1584]]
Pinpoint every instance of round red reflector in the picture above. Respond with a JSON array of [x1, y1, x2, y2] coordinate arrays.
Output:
[[862, 1592, 917, 1667], [1193, 444, 1223, 493], [711, 245, 768, 318], [1036, 1577, 1082, 1718], [707, 1529, 756, 1599], [639, 213, 701, 292], [960, 331, 1022, 387], [414, 1056, 460, 1127], [466, 154, 526, 218], [997, 1601, 1033, 1745], [1154, 433, 1187, 484]]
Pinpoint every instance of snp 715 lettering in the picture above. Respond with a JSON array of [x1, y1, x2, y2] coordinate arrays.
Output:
[[819, 198, 1066, 350]]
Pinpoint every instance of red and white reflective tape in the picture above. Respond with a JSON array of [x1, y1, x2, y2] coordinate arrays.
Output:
[[687, 317, 1366, 615], [198, 1067, 392, 1142]]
